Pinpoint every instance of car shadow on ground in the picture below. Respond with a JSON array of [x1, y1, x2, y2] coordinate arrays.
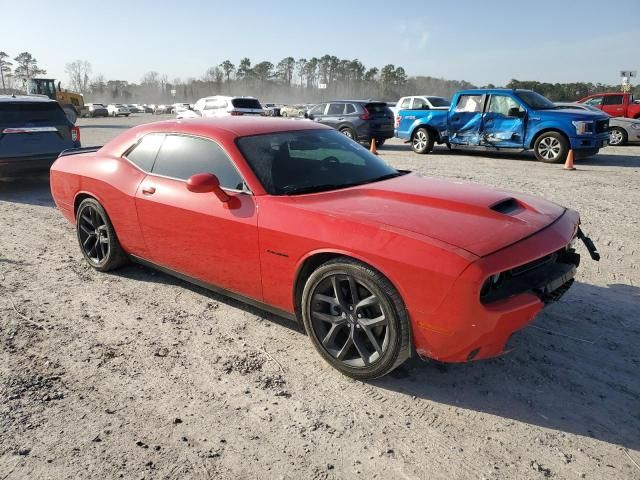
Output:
[[371, 281, 640, 451], [111, 257, 639, 450], [0, 175, 54, 207], [385, 144, 640, 167], [112, 262, 304, 335]]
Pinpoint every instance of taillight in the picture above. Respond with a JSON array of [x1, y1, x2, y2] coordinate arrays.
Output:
[[395, 115, 400, 128], [359, 107, 371, 120], [230, 111, 243, 116], [71, 126, 80, 142]]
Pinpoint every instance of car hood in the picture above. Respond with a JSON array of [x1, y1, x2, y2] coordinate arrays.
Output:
[[289, 173, 566, 257]]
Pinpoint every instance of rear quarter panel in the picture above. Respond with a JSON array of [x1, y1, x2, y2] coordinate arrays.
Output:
[[50, 153, 148, 257]]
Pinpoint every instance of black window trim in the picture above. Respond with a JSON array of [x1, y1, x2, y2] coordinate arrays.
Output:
[[122, 132, 252, 194]]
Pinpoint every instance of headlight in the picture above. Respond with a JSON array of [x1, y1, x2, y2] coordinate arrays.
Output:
[[572, 120, 593, 135], [630, 123, 640, 130]]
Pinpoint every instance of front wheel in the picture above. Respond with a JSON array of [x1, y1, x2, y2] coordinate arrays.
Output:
[[608, 127, 627, 146], [301, 259, 411, 380], [412, 128, 434, 154], [76, 198, 128, 272], [533, 132, 569, 163]]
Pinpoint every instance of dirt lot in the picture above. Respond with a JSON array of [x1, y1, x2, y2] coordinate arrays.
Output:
[[1, 114, 639, 480]]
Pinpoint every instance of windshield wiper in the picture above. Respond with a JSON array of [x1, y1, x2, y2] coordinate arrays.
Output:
[[283, 183, 346, 195], [282, 172, 407, 196]]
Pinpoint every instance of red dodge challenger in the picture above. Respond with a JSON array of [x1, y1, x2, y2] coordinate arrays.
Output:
[[50, 117, 600, 379]]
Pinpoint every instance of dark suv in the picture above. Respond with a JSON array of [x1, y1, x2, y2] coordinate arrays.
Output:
[[0, 96, 80, 176], [305, 100, 394, 146]]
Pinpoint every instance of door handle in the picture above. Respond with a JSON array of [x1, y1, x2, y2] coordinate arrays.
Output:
[[142, 185, 156, 195], [338, 117, 344, 121]]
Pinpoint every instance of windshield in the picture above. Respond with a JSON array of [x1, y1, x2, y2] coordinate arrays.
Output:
[[428, 97, 450, 107], [516, 91, 556, 110], [236, 129, 402, 195]]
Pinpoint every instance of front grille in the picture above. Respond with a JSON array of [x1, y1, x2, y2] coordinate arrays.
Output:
[[480, 247, 580, 304], [595, 119, 609, 134]]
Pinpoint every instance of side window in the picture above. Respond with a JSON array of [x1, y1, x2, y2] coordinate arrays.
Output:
[[327, 103, 345, 115], [584, 96, 603, 106], [125, 134, 165, 172], [345, 104, 356, 114], [309, 104, 326, 116], [486, 95, 522, 117], [152, 135, 244, 189], [399, 98, 411, 109], [602, 95, 623, 105], [455, 95, 484, 113], [412, 98, 429, 110]]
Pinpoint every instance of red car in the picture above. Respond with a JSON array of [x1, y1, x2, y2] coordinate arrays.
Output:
[[50, 118, 599, 379], [577, 92, 640, 119]]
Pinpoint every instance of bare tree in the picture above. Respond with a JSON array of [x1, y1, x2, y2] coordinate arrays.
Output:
[[65, 60, 92, 93]]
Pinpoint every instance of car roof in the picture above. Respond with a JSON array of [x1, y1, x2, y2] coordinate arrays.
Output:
[[0, 95, 57, 103], [134, 117, 331, 138], [456, 89, 535, 96]]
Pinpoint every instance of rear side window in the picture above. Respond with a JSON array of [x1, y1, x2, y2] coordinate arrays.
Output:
[[345, 104, 356, 114], [231, 98, 262, 109], [327, 103, 345, 115], [0, 102, 67, 124], [126, 134, 165, 171], [427, 97, 450, 107], [602, 95, 623, 105], [455, 95, 484, 113], [412, 98, 429, 110], [152, 135, 244, 189], [399, 98, 411, 109]]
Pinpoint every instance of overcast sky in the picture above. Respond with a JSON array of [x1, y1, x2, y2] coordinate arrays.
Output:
[[3, 0, 638, 86]]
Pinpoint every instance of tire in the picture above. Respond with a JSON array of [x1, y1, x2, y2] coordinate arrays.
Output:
[[339, 127, 356, 140], [608, 126, 627, 146], [281, 111, 288, 117], [76, 198, 128, 272], [63, 107, 77, 125], [411, 127, 434, 154], [301, 258, 411, 380], [533, 131, 569, 163]]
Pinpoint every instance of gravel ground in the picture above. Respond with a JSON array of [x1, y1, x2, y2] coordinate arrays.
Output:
[[1, 114, 639, 480]]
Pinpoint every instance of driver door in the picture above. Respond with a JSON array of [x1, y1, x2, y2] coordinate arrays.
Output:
[[134, 134, 263, 301], [448, 94, 485, 145], [480, 94, 526, 148]]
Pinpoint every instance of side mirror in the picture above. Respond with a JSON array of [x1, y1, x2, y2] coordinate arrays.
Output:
[[186, 173, 230, 203]]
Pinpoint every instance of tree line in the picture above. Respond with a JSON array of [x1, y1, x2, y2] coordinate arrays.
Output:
[[1, 50, 637, 104]]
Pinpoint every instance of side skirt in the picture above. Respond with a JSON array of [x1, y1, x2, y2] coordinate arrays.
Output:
[[129, 254, 298, 323]]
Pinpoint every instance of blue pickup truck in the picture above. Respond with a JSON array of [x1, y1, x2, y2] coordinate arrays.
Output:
[[395, 89, 610, 163]]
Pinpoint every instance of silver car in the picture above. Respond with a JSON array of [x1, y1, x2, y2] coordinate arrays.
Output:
[[555, 102, 640, 146]]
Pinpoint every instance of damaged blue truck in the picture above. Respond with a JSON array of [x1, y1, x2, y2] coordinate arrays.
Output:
[[394, 89, 610, 163]]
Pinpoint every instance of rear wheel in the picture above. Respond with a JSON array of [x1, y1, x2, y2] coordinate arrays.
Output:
[[608, 127, 627, 146], [301, 258, 411, 380], [76, 198, 128, 272], [282, 111, 288, 117], [339, 127, 356, 140], [411, 128, 434, 154], [534, 132, 569, 163]]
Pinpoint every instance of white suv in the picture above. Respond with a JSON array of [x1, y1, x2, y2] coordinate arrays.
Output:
[[181, 96, 264, 118], [393, 96, 450, 116], [107, 104, 131, 117]]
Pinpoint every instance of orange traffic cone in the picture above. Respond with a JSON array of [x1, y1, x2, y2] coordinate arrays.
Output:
[[370, 138, 378, 155], [563, 149, 576, 170]]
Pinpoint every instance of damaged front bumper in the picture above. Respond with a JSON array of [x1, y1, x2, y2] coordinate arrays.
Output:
[[410, 209, 600, 363]]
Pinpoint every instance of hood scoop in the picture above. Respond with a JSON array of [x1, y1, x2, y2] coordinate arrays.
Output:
[[490, 197, 523, 215]]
